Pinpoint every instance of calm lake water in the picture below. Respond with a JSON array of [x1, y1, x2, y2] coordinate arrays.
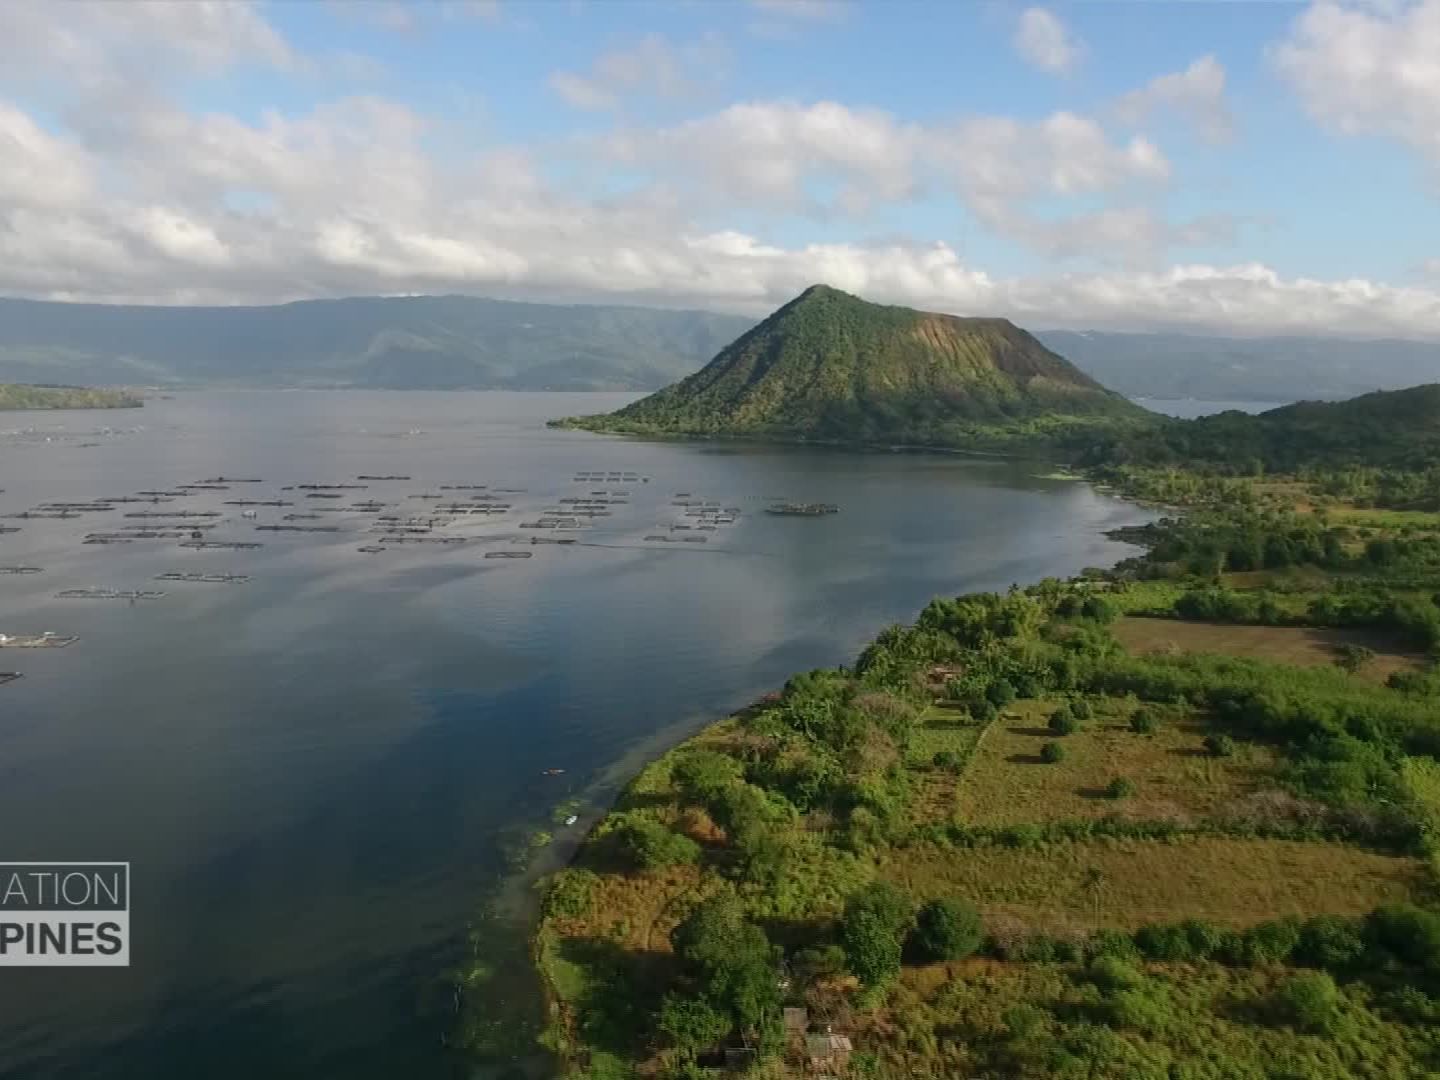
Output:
[[0, 391, 1155, 1079]]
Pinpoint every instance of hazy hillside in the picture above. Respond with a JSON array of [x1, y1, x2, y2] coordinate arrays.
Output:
[[0, 384, 142, 410], [560, 285, 1148, 449], [1038, 330, 1440, 403], [0, 295, 753, 391]]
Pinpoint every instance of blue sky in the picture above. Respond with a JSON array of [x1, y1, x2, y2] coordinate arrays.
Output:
[[0, 0, 1437, 338]]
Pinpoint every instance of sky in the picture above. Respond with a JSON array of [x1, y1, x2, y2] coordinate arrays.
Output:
[[1, 0, 1438, 339]]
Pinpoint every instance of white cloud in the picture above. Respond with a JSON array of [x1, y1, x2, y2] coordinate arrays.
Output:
[[1273, 0, 1440, 171], [1014, 7, 1084, 75], [549, 33, 728, 111], [747, 0, 847, 22], [1115, 55, 1234, 143]]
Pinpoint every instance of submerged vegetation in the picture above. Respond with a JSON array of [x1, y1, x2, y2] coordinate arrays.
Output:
[[529, 436, 1440, 1078]]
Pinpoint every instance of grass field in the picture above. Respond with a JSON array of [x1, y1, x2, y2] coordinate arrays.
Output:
[[1112, 616, 1423, 682], [855, 960, 1437, 1080], [881, 836, 1423, 932], [1319, 506, 1440, 530], [952, 699, 1276, 827]]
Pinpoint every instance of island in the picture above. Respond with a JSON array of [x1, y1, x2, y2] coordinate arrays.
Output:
[[523, 293, 1440, 1079], [0, 383, 142, 410]]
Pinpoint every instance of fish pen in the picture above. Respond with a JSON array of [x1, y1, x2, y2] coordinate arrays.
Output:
[[124, 510, 222, 518], [0, 633, 78, 648], [0, 566, 43, 574], [485, 551, 534, 559], [57, 589, 166, 601], [765, 502, 841, 516], [180, 541, 263, 550], [155, 572, 249, 584]]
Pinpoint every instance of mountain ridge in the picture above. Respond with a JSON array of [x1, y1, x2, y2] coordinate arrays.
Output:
[[557, 285, 1148, 449]]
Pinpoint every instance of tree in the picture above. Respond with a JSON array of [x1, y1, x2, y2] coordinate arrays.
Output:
[[1049, 706, 1078, 735], [1271, 972, 1340, 1033], [1104, 776, 1136, 799], [841, 882, 913, 989], [1129, 709, 1158, 735], [614, 814, 701, 870], [658, 995, 731, 1058], [909, 898, 983, 963], [986, 678, 1017, 708], [1334, 643, 1376, 675], [1040, 741, 1065, 764], [1203, 733, 1236, 758], [670, 897, 782, 1036]]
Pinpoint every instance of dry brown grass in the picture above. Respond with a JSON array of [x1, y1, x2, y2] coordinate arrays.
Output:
[[880, 835, 1424, 933], [952, 699, 1275, 827], [1112, 615, 1423, 682]]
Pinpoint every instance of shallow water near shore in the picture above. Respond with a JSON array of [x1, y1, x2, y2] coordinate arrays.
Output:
[[0, 390, 1154, 1079]]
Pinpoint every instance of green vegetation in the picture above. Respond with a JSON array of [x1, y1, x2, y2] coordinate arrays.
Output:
[[528, 382, 1440, 1078], [0, 383, 140, 409], [555, 285, 1150, 450]]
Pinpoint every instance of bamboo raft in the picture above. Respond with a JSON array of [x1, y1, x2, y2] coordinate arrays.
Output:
[[57, 588, 166, 600], [0, 633, 77, 648]]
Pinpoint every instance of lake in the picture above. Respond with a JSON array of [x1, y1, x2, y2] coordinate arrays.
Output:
[[0, 391, 1155, 1079]]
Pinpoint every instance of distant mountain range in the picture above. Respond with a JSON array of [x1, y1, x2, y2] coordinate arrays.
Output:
[[0, 293, 1436, 401], [0, 295, 753, 392], [557, 285, 1146, 450]]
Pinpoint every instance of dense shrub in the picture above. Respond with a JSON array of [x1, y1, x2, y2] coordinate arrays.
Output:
[[1040, 742, 1065, 764], [1129, 708, 1158, 735], [1204, 733, 1237, 758], [616, 815, 701, 871], [908, 898, 983, 963], [1270, 972, 1341, 1033], [1049, 706, 1079, 735], [543, 868, 599, 918], [841, 883, 914, 990], [1104, 776, 1136, 799]]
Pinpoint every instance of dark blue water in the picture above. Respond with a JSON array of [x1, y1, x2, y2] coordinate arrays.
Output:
[[0, 391, 1154, 1078]]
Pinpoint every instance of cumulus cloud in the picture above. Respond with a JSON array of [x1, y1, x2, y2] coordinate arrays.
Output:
[[0, 0, 1435, 339], [549, 33, 728, 111], [1273, 0, 1440, 172], [1014, 7, 1085, 75], [1114, 55, 1234, 143]]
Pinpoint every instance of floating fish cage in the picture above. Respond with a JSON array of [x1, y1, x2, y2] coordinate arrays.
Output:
[[298, 484, 366, 490], [485, 551, 534, 559], [57, 589, 166, 601], [124, 510, 221, 518], [378, 536, 466, 545], [765, 503, 840, 516], [0, 526, 20, 534], [256, 524, 340, 533], [356, 545, 388, 553], [0, 633, 77, 648], [225, 499, 292, 507], [357, 475, 410, 481], [530, 537, 576, 545], [0, 567, 42, 575], [199, 477, 262, 484], [83, 537, 133, 545], [180, 541, 263, 550], [155, 572, 249, 584]]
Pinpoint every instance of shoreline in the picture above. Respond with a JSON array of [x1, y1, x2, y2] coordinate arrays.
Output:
[[515, 464, 1157, 1074]]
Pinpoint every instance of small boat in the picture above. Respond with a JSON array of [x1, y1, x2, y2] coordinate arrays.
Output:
[[542, 768, 565, 776], [564, 815, 578, 827]]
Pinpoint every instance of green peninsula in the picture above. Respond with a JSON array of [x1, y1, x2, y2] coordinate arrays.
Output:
[[0, 383, 141, 410], [531, 376, 1440, 1079]]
